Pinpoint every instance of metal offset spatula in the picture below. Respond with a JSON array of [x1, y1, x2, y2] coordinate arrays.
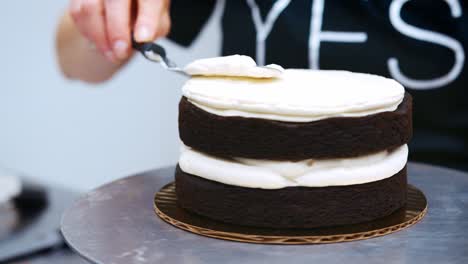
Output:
[[132, 40, 187, 76], [132, 39, 283, 76]]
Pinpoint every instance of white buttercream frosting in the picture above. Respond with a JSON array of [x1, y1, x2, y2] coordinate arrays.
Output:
[[179, 145, 408, 189], [184, 55, 284, 78], [183, 69, 405, 122], [0, 173, 22, 203]]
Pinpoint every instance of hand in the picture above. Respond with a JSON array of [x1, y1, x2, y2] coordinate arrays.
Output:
[[69, 0, 171, 63]]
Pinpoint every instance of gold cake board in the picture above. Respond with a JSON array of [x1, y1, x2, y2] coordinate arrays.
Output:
[[154, 183, 427, 245]]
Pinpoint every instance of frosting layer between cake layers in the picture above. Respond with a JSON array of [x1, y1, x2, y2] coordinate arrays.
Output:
[[182, 69, 405, 122], [179, 145, 408, 189]]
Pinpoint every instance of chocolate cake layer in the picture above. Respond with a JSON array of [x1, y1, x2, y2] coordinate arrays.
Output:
[[175, 165, 407, 229], [179, 93, 412, 160]]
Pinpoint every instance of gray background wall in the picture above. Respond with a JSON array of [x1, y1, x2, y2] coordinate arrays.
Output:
[[0, 1, 222, 190]]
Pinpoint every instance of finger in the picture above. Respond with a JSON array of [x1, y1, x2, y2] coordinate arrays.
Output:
[[104, 0, 132, 60], [69, 0, 115, 62], [69, 0, 83, 20], [69, 0, 86, 37], [154, 11, 171, 39], [134, 0, 165, 42], [79, 0, 115, 62]]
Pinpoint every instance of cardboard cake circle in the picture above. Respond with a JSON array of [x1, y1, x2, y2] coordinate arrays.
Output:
[[154, 183, 427, 244]]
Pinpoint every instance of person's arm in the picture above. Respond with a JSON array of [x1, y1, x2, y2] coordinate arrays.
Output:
[[55, 0, 170, 83]]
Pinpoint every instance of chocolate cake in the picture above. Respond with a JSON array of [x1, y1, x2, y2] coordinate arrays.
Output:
[[175, 55, 412, 229]]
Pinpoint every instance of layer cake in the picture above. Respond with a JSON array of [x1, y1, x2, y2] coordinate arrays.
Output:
[[176, 55, 412, 228]]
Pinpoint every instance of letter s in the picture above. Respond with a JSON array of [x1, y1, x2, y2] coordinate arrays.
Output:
[[388, 0, 464, 90]]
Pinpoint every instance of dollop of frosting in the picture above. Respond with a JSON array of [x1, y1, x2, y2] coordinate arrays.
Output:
[[179, 145, 408, 189], [184, 55, 284, 78], [183, 69, 405, 122]]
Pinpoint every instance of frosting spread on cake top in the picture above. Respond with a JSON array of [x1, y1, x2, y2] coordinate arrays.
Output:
[[182, 62, 405, 122], [184, 55, 284, 78], [179, 144, 408, 189]]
